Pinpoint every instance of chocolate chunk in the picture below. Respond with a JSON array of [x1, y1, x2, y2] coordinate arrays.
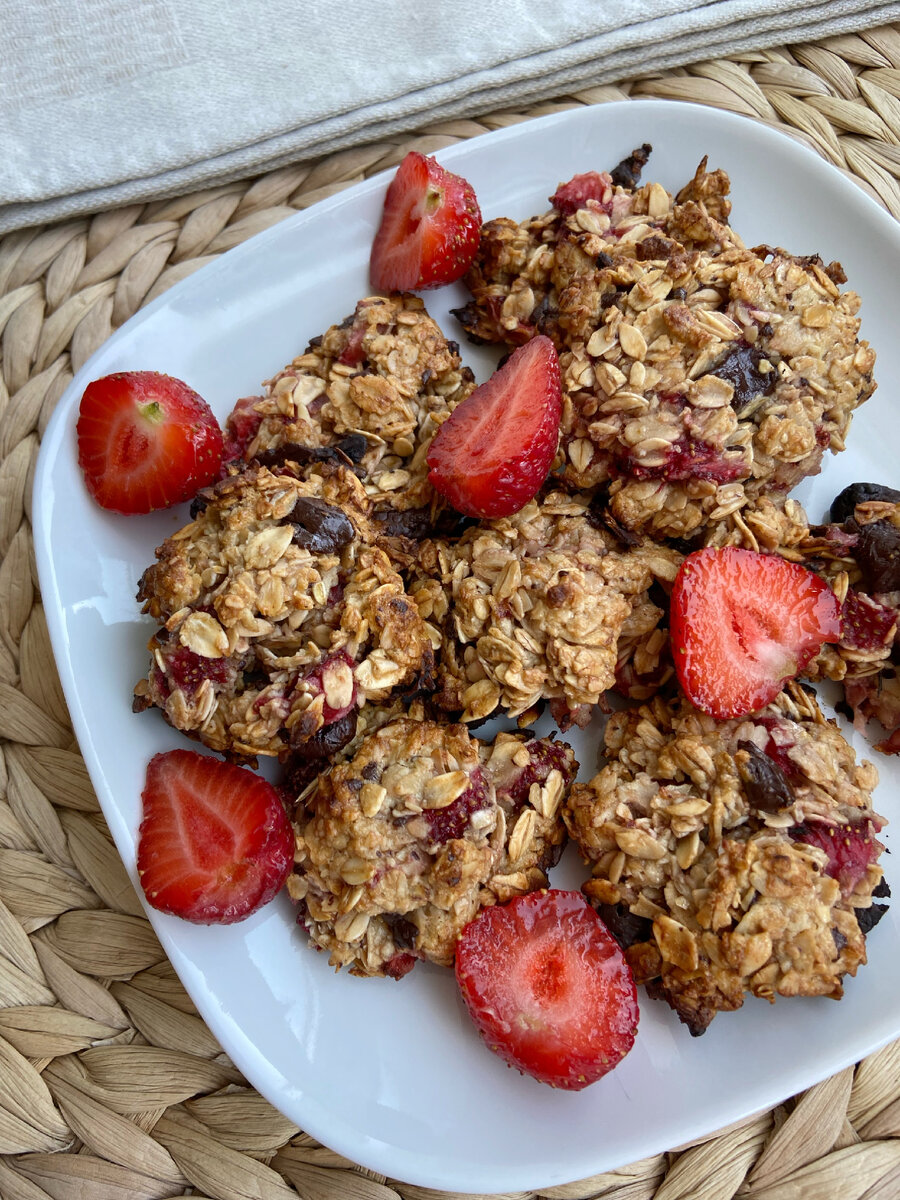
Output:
[[586, 498, 641, 546], [287, 709, 358, 763], [854, 520, 900, 593], [712, 341, 777, 410], [594, 902, 654, 949], [830, 482, 900, 524], [256, 444, 324, 469], [255, 434, 368, 472], [286, 496, 355, 554], [737, 740, 795, 812], [189, 489, 214, 519], [374, 507, 433, 541], [635, 235, 679, 262], [335, 433, 368, 463], [382, 913, 419, 951], [283, 711, 358, 795], [610, 143, 652, 189], [374, 506, 477, 543], [857, 901, 889, 935]]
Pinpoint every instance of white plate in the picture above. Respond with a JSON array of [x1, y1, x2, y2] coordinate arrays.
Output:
[[33, 101, 900, 1192]]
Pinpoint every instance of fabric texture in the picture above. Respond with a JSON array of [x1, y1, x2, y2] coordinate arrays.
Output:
[[3, 0, 900, 232]]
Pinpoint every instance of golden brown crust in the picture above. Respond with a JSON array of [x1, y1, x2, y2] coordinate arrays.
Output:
[[457, 162, 876, 541], [133, 462, 432, 759], [289, 719, 576, 975], [565, 685, 885, 1034], [230, 293, 475, 513], [411, 490, 680, 722]]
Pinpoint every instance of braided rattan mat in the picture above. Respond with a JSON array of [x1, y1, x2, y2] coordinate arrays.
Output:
[[4, 24, 900, 1200]]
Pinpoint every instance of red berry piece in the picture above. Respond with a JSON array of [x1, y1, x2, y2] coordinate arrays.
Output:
[[550, 171, 611, 216], [369, 151, 482, 291], [791, 818, 884, 897], [77, 371, 223, 514], [137, 750, 293, 924], [455, 889, 639, 1090], [427, 335, 561, 519], [839, 588, 898, 651], [670, 547, 841, 719], [222, 395, 263, 464]]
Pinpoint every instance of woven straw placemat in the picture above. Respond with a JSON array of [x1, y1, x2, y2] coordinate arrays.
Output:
[[4, 24, 900, 1200]]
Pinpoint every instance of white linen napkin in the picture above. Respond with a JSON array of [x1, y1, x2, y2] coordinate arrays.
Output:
[[3, 0, 899, 233]]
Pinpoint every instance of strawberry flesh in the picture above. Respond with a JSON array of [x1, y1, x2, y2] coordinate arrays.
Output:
[[77, 371, 223, 514], [550, 171, 612, 215], [670, 547, 842, 719], [455, 889, 638, 1090], [422, 768, 491, 844], [426, 335, 561, 518], [222, 395, 263, 463], [791, 819, 884, 897], [840, 588, 898, 651], [369, 151, 482, 291], [137, 749, 293, 924]]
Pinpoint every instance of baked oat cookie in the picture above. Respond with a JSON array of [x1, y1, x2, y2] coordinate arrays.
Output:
[[411, 490, 681, 726], [455, 155, 876, 540], [288, 717, 576, 977], [224, 293, 475, 513], [564, 683, 887, 1035], [133, 460, 432, 760]]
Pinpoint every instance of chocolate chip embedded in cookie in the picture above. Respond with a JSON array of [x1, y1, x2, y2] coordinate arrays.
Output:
[[288, 718, 577, 977], [132, 461, 433, 761], [564, 683, 886, 1035]]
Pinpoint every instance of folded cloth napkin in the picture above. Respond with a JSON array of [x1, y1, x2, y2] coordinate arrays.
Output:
[[3, 0, 900, 233]]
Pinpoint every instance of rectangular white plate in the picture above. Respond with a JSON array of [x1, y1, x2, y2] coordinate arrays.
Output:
[[33, 100, 900, 1192]]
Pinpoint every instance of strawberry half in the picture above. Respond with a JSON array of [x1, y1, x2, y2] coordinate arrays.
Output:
[[369, 151, 482, 291], [137, 750, 293, 925], [77, 371, 223, 514], [455, 890, 639, 1091], [426, 335, 561, 518], [670, 546, 842, 719]]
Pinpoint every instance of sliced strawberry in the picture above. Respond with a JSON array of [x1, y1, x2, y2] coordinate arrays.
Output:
[[550, 171, 611, 216], [369, 151, 482, 291], [77, 371, 223, 514], [137, 749, 293, 924], [670, 547, 841, 719], [426, 336, 561, 518], [791, 819, 884, 897], [455, 889, 639, 1091]]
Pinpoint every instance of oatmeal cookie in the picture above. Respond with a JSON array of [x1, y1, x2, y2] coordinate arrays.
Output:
[[564, 683, 887, 1035], [455, 157, 876, 540], [411, 490, 681, 725], [224, 293, 475, 514], [288, 718, 576, 976], [132, 461, 432, 760]]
